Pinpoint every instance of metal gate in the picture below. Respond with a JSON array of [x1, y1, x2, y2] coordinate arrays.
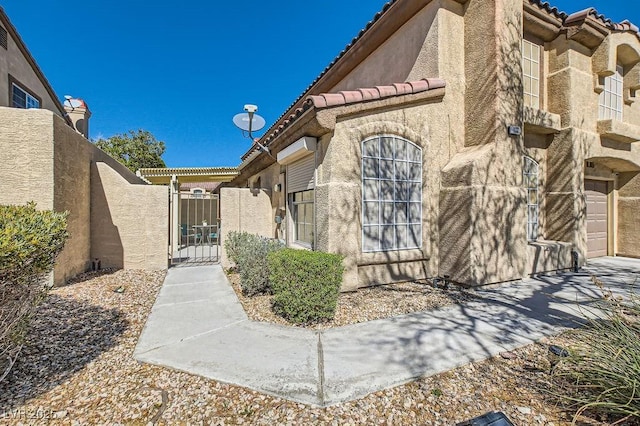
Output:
[[170, 186, 220, 265]]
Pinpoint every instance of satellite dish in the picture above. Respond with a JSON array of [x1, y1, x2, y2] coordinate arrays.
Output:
[[63, 96, 83, 109], [233, 112, 265, 132]]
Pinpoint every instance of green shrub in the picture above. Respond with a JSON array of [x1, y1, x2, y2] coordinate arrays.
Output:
[[268, 249, 344, 324], [0, 203, 68, 382], [225, 231, 284, 295], [224, 231, 253, 266], [552, 277, 640, 423]]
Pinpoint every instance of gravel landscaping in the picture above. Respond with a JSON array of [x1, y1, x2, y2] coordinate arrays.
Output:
[[0, 269, 621, 425], [227, 272, 479, 329]]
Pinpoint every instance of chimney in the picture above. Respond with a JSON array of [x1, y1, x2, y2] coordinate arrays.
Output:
[[63, 96, 91, 139]]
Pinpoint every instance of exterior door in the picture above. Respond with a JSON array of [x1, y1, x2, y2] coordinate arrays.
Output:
[[584, 179, 609, 258]]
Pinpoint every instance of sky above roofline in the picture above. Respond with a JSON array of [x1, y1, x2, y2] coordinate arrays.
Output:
[[2, 0, 638, 168]]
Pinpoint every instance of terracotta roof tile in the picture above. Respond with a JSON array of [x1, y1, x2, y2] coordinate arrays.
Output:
[[307, 95, 326, 108], [359, 87, 380, 101], [528, 1, 639, 40], [393, 82, 413, 95], [340, 90, 364, 103], [376, 85, 398, 98], [563, 6, 639, 39], [322, 93, 347, 107], [241, 77, 445, 160], [528, 0, 567, 19]]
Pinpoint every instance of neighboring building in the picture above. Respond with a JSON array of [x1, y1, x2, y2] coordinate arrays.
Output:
[[223, 0, 640, 289], [0, 6, 168, 285]]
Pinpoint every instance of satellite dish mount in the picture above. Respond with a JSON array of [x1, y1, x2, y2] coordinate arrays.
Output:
[[233, 104, 271, 155]]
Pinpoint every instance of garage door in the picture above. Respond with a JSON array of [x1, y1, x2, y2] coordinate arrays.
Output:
[[585, 179, 608, 258]]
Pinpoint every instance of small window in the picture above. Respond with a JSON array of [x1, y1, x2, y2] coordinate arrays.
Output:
[[191, 188, 204, 199], [0, 26, 7, 50], [524, 156, 539, 242], [11, 83, 40, 109], [599, 65, 624, 121], [291, 189, 314, 247], [522, 39, 541, 109], [362, 135, 422, 252]]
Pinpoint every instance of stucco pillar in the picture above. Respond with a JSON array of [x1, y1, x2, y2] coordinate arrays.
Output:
[[617, 171, 640, 257], [171, 175, 180, 256], [438, 0, 528, 286], [544, 128, 586, 261]]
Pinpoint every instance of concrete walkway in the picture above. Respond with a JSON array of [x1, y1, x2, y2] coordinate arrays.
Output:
[[134, 257, 640, 407]]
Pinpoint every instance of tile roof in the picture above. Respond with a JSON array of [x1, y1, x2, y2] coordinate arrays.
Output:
[[528, 0, 567, 19], [565, 8, 640, 36], [267, 0, 398, 132], [242, 0, 640, 163], [307, 78, 445, 108], [180, 182, 221, 191], [245, 78, 445, 158], [527, 1, 640, 39]]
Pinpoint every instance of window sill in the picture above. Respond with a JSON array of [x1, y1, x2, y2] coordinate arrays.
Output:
[[359, 248, 428, 265], [523, 106, 562, 134], [289, 241, 312, 251], [597, 119, 640, 143]]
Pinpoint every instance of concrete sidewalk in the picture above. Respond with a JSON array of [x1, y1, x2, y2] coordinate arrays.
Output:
[[134, 257, 640, 407]]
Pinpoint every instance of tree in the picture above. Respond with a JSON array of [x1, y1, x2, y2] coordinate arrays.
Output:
[[94, 129, 166, 172]]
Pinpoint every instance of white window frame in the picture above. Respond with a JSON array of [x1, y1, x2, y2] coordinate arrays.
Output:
[[11, 83, 40, 109], [599, 64, 624, 121], [524, 156, 539, 242], [522, 39, 541, 109], [291, 189, 314, 248], [362, 135, 422, 252], [190, 188, 204, 199]]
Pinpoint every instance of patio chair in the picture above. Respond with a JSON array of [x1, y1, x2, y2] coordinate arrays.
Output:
[[206, 224, 219, 245], [181, 224, 199, 246]]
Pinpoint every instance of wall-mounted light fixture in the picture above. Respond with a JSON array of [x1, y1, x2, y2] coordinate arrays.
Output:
[[507, 125, 522, 137], [273, 183, 282, 192]]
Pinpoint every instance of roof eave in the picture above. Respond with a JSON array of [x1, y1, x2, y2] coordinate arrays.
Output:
[[0, 7, 71, 125]]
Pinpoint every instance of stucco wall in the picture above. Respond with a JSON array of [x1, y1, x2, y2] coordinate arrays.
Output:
[[0, 107, 168, 285], [90, 162, 168, 271], [52, 113, 92, 284], [219, 187, 273, 268], [232, 0, 640, 289], [617, 172, 640, 257], [0, 107, 54, 208]]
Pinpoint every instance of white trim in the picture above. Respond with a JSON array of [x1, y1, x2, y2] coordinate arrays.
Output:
[[599, 64, 624, 121], [524, 156, 539, 241], [361, 135, 422, 252], [277, 136, 317, 165]]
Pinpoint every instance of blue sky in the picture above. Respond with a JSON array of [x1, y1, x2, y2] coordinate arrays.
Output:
[[2, 0, 638, 167]]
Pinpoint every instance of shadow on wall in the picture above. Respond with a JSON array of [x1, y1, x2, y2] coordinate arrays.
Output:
[[90, 163, 124, 269], [0, 293, 127, 408]]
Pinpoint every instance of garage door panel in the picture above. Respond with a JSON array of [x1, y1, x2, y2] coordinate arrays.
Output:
[[585, 179, 609, 258]]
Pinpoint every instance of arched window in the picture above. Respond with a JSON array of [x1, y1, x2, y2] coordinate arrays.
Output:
[[524, 156, 539, 241], [362, 136, 422, 252]]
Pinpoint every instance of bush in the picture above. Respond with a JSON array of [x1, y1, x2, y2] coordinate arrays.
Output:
[[268, 249, 344, 324], [224, 231, 253, 267], [0, 203, 68, 382], [552, 277, 640, 423], [225, 231, 284, 296]]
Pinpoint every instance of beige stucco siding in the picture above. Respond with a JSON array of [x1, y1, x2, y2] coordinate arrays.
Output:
[[0, 107, 54, 208], [90, 162, 168, 271], [0, 108, 168, 285], [316, 101, 446, 289], [231, 0, 640, 289], [52, 114, 92, 283], [219, 187, 273, 268]]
